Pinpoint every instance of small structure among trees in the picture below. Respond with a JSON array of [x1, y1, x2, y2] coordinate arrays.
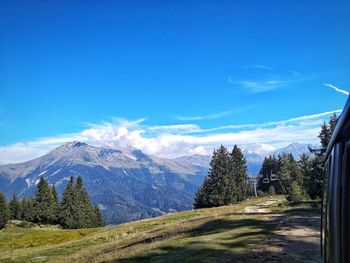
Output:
[[194, 144, 249, 209]]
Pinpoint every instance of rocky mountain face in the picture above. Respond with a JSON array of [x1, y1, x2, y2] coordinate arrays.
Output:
[[0, 142, 208, 224]]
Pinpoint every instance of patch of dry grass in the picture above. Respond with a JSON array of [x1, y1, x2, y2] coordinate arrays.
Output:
[[1, 195, 317, 263]]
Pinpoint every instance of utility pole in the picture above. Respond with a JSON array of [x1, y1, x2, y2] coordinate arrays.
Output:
[[253, 179, 257, 197]]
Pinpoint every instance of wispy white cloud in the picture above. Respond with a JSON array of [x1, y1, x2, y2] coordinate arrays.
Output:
[[148, 124, 200, 133], [324, 83, 349, 95], [175, 106, 255, 121], [243, 64, 274, 70], [228, 77, 290, 93], [230, 65, 302, 93], [188, 109, 343, 133], [0, 110, 340, 164]]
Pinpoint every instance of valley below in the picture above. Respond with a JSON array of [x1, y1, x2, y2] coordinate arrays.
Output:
[[0, 196, 321, 263]]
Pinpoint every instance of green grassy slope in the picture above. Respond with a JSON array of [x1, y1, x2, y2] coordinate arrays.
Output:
[[0, 196, 320, 263]]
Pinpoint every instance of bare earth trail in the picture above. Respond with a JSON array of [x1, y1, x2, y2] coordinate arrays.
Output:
[[239, 199, 321, 263], [243, 200, 278, 213]]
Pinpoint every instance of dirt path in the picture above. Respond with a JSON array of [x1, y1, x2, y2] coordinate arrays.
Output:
[[242, 200, 279, 213], [242, 200, 321, 262]]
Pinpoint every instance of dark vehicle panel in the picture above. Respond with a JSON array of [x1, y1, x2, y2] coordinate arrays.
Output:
[[323, 96, 350, 263]]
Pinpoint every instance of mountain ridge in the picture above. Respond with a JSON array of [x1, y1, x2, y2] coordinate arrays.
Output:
[[0, 141, 313, 224], [0, 141, 208, 224]]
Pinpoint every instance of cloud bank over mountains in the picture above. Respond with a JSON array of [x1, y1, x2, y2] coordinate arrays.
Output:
[[0, 109, 341, 164]]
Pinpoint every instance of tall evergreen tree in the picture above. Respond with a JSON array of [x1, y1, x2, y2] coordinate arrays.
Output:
[[20, 198, 34, 222], [75, 176, 95, 228], [33, 176, 57, 224], [51, 184, 60, 224], [9, 193, 21, 220], [60, 176, 98, 229], [207, 145, 230, 207], [194, 145, 249, 208], [298, 154, 312, 198], [308, 113, 338, 199], [0, 193, 10, 229], [193, 146, 230, 208], [228, 145, 248, 203], [309, 154, 325, 199], [52, 183, 58, 204], [275, 154, 289, 194], [283, 154, 304, 200], [194, 177, 210, 208], [60, 176, 78, 229], [93, 205, 105, 227]]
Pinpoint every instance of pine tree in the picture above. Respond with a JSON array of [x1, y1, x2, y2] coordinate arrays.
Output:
[[9, 193, 21, 220], [277, 153, 304, 197], [193, 146, 230, 208], [193, 145, 249, 208], [308, 113, 338, 199], [52, 183, 58, 204], [318, 122, 332, 154], [229, 145, 248, 203], [278, 154, 306, 199], [60, 176, 97, 229], [207, 145, 230, 207], [51, 184, 60, 224], [93, 205, 105, 227], [0, 193, 10, 229], [60, 176, 78, 229], [20, 198, 34, 222], [298, 154, 312, 198], [309, 154, 325, 199], [33, 176, 57, 224], [194, 177, 210, 208], [75, 176, 95, 228]]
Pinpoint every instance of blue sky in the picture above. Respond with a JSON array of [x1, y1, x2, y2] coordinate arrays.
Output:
[[0, 1, 350, 163]]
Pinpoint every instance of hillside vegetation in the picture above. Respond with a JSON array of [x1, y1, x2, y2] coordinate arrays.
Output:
[[0, 196, 320, 263]]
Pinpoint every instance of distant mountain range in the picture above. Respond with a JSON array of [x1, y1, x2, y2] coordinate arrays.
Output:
[[0, 142, 208, 224], [242, 142, 314, 174], [272, 142, 314, 159], [0, 141, 313, 224]]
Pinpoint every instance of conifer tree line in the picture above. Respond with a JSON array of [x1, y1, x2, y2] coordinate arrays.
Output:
[[257, 153, 305, 201], [257, 113, 338, 201], [0, 176, 104, 229], [194, 144, 249, 208]]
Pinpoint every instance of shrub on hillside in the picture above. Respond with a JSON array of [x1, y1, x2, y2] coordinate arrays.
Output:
[[257, 190, 268, 197], [287, 181, 303, 202], [268, 185, 276, 195]]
